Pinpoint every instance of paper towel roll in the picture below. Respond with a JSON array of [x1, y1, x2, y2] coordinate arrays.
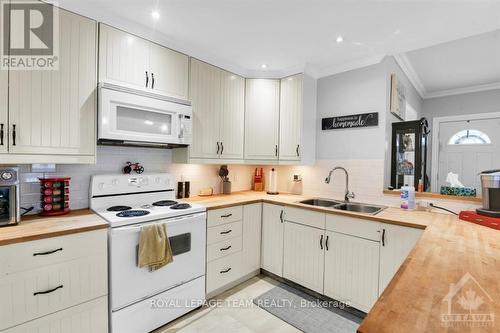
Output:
[[267, 168, 279, 194]]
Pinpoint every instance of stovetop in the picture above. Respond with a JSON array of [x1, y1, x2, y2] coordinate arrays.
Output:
[[89, 173, 206, 228]]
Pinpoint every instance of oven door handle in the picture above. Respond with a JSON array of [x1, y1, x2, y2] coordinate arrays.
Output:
[[112, 212, 206, 232]]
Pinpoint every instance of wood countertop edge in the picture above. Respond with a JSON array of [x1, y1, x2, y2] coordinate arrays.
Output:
[[0, 223, 108, 246], [0, 209, 108, 246], [203, 196, 428, 230]]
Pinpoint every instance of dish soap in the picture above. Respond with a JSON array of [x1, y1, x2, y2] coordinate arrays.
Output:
[[400, 185, 416, 210]]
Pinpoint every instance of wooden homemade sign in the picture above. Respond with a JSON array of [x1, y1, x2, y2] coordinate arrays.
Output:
[[322, 112, 379, 130]]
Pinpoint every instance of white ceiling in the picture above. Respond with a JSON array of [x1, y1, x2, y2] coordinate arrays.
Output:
[[55, 0, 500, 79]]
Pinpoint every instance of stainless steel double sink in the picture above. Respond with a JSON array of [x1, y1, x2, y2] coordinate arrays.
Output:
[[298, 198, 386, 215]]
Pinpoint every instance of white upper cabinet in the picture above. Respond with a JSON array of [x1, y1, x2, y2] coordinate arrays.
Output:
[[99, 24, 149, 90], [0, 67, 7, 154], [181, 59, 245, 161], [279, 74, 303, 161], [220, 71, 245, 159], [99, 24, 189, 100], [189, 59, 222, 159], [7, 8, 97, 162], [379, 223, 423, 295], [244, 79, 280, 161], [148, 42, 189, 100]]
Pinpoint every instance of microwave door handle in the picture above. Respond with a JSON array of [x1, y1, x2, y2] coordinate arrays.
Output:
[[178, 115, 184, 138]]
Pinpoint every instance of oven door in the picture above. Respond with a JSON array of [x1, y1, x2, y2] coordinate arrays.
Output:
[[0, 185, 18, 226], [98, 86, 192, 145], [109, 212, 206, 311]]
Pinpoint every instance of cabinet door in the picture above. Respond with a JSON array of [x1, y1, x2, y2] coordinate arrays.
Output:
[[0, 66, 7, 154], [241, 203, 262, 276], [98, 24, 149, 89], [189, 59, 221, 159], [244, 79, 280, 160], [324, 231, 380, 312], [261, 203, 284, 277], [379, 224, 423, 294], [279, 74, 303, 161], [8, 8, 96, 156], [283, 222, 325, 293], [148, 43, 189, 100], [219, 71, 245, 159]]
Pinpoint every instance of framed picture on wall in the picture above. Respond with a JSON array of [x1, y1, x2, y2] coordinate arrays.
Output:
[[390, 73, 406, 120]]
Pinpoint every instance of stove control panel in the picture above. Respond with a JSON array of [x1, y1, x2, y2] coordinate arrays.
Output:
[[90, 173, 174, 197]]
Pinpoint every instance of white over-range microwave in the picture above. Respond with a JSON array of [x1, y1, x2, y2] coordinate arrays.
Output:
[[98, 82, 192, 147]]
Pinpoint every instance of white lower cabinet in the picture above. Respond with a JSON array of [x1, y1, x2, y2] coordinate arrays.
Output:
[[261, 203, 285, 277], [2, 297, 108, 333], [323, 231, 380, 313], [283, 222, 324, 293], [379, 223, 424, 295], [241, 203, 262, 276], [206, 203, 262, 296], [0, 229, 108, 332]]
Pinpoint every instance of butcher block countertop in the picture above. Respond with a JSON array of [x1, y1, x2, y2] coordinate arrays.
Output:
[[0, 209, 108, 246], [187, 191, 500, 332], [185, 191, 430, 229]]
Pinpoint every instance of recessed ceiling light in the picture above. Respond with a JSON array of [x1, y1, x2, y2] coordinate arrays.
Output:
[[151, 10, 160, 20], [260, 64, 268, 69], [336, 35, 344, 43]]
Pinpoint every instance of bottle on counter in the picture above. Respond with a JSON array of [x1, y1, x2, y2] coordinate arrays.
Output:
[[401, 184, 416, 210]]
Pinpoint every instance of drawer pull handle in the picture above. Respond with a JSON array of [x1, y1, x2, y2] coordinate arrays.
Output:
[[220, 230, 232, 235], [220, 245, 232, 251], [33, 248, 63, 256], [221, 213, 232, 218], [220, 268, 231, 274], [34, 285, 63, 296]]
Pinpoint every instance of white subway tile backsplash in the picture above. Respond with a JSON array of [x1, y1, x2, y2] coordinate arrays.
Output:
[[10, 150, 479, 215]]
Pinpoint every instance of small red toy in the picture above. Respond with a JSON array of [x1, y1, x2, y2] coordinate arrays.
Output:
[[123, 162, 145, 174]]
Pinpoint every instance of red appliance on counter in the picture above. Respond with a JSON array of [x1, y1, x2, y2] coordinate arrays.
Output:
[[39, 177, 70, 216], [459, 211, 500, 231]]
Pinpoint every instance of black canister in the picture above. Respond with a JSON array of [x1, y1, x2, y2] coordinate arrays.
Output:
[[184, 181, 190, 198], [177, 182, 184, 199]]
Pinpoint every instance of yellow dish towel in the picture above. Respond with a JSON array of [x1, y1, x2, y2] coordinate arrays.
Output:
[[138, 223, 173, 271]]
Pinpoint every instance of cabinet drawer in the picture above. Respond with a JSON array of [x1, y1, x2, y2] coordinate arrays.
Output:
[[284, 206, 325, 229], [206, 252, 242, 294], [207, 236, 242, 262], [2, 296, 108, 333], [207, 220, 243, 245], [207, 206, 243, 227], [0, 229, 107, 275], [0, 253, 107, 330], [325, 214, 381, 241]]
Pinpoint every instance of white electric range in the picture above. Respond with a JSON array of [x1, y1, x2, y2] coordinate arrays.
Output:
[[90, 173, 206, 333]]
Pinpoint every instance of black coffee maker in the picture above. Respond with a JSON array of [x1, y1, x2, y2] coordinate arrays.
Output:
[[477, 170, 500, 218]]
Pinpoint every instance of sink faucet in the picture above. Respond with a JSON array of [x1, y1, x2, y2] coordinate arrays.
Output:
[[325, 167, 355, 202]]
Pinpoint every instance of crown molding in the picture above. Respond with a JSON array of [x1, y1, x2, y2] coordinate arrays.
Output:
[[393, 53, 426, 98], [424, 81, 500, 99]]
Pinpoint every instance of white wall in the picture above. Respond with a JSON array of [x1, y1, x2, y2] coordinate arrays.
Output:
[[422, 88, 500, 122]]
